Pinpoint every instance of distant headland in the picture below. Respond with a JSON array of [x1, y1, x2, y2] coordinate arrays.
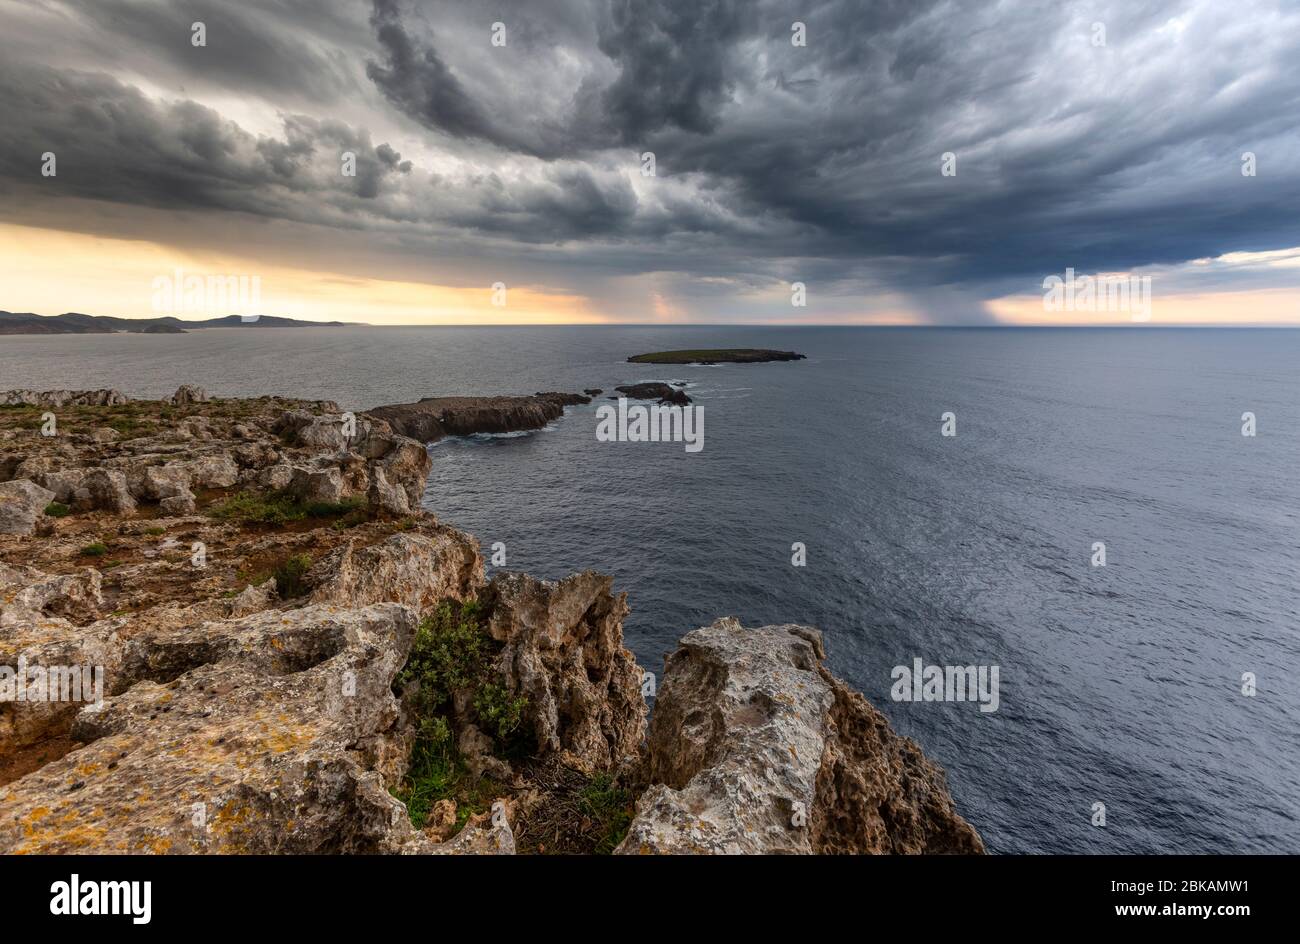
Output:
[[0, 311, 354, 335], [627, 348, 806, 365]]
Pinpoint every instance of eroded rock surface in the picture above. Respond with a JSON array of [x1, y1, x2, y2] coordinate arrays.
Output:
[[0, 480, 55, 535], [307, 531, 483, 611], [617, 619, 985, 855], [0, 604, 426, 853], [485, 571, 646, 775], [0, 389, 129, 408]]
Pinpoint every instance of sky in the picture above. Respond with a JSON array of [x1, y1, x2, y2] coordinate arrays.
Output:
[[1, 0, 1298, 325]]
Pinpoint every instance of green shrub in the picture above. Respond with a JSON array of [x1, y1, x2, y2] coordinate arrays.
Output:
[[44, 502, 71, 518], [397, 600, 488, 719], [80, 542, 108, 557], [272, 553, 313, 599], [390, 599, 529, 831], [474, 681, 527, 741]]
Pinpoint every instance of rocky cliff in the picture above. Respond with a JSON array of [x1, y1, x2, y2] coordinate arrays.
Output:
[[0, 387, 982, 854], [367, 392, 589, 443]]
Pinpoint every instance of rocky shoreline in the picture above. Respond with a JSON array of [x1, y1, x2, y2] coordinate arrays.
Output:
[[0, 387, 982, 854], [367, 392, 591, 444]]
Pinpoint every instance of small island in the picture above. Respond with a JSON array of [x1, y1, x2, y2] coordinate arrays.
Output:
[[627, 348, 806, 365]]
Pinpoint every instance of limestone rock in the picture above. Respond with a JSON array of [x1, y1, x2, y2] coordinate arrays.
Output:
[[169, 384, 209, 405], [307, 531, 483, 612], [0, 389, 129, 408], [366, 394, 577, 444], [367, 467, 411, 516], [456, 722, 514, 781], [424, 804, 516, 855], [128, 462, 191, 501], [0, 562, 103, 624], [378, 439, 431, 507], [0, 614, 126, 755], [33, 469, 86, 504], [296, 414, 351, 452], [257, 463, 295, 491], [291, 466, 345, 504], [616, 619, 984, 855], [484, 571, 645, 774], [613, 382, 691, 405], [224, 581, 278, 617], [178, 455, 239, 489], [78, 469, 136, 514], [0, 604, 424, 854], [159, 493, 197, 515], [0, 479, 56, 535], [15, 454, 67, 479]]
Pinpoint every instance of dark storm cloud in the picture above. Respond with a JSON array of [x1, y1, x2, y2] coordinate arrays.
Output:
[[592, 0, 752, 141], [366, 0, 501, 146], [0, 65, 412, 213], [2, 0, 1299, 317], [57, 0, 364, 102]]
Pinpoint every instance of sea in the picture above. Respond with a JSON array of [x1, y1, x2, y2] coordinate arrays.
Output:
[[3, 325, 1297, 854]]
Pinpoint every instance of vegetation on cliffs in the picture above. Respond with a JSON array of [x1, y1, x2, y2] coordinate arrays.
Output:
[[392, 599, 528, 833], [271, 553, 313, 599], [208, 489, 364, 526]]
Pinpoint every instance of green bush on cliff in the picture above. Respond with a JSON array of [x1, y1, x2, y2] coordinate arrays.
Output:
[[397, 600, 528, 742], [272, 553, 313, 599], [398, 599, 488, 717], [44, 502, 70, 518], [392, 599, 529, 830]]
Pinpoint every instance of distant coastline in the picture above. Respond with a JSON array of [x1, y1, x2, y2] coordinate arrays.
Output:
[[0, 311, 354, 335]]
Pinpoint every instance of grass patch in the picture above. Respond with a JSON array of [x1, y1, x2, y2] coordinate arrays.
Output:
[[208, 489, 364, 525], [44, 501, 71, 518], [145, 526, 166, 536], [577, 773, 634, 854], [329, 506, 370, 531], [392, 731, 500, 832], [79, 542, 109, 557]]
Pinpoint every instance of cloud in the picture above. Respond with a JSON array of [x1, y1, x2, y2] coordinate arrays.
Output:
[[1, 0, 1298, 321], [365, 0, 502, 146]]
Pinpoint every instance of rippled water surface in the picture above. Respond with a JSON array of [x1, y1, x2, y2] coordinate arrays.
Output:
[[5, 325, 1298, 853]]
